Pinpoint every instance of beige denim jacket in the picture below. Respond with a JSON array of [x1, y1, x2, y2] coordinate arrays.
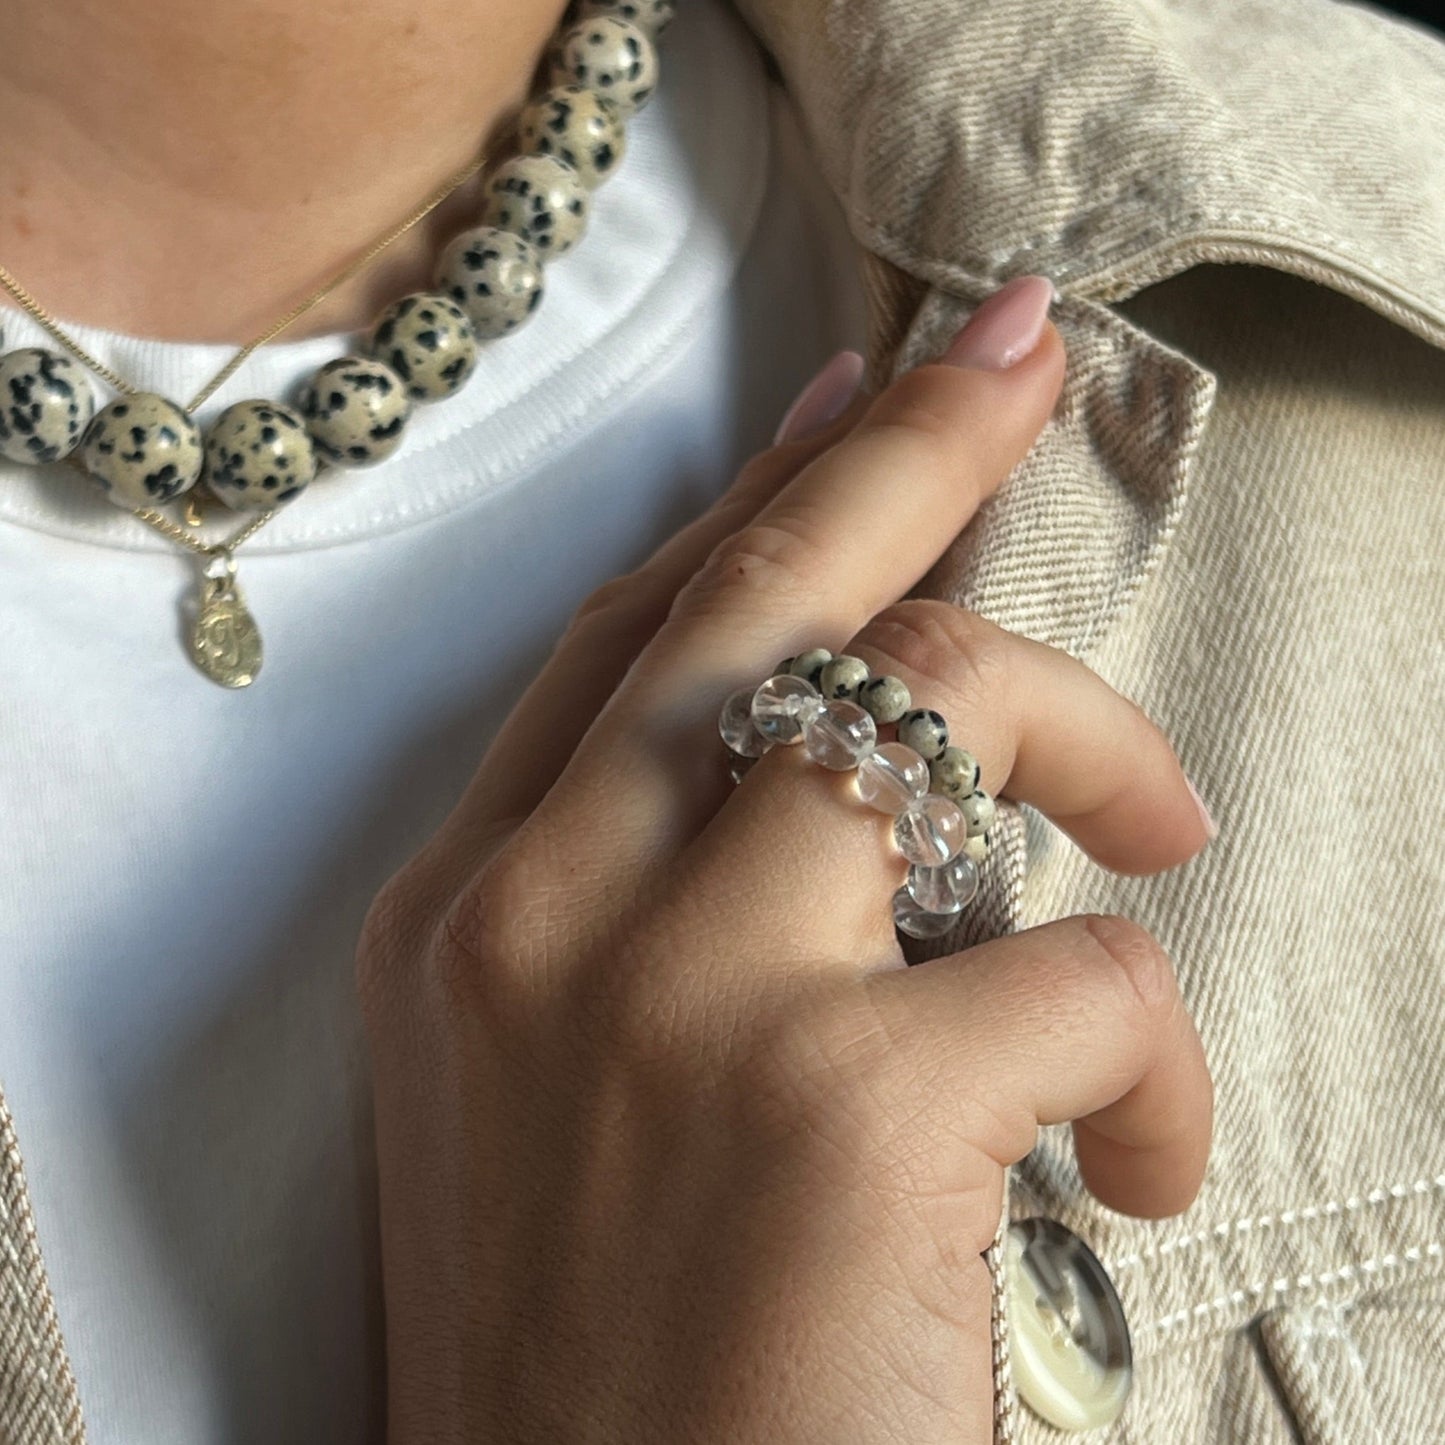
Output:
[[4, 1, 1443, 1440]]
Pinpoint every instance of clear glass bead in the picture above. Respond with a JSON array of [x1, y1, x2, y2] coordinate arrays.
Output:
[[855, 742, 930, 813], [751, 674, 823, 745], [718, 687, 771, 758], [892, 793, 967, 866], [727, 753, 759, 786], [906, 854, 980, 914], [802, 700, 877, 770], [892, 886, 960, 939]]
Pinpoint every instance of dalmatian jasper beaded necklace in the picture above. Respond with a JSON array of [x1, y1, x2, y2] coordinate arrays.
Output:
[[0, 0, 673, 689]]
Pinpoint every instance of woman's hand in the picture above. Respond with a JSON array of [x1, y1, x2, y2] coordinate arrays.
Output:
[[357, 282, 1214, 1444]]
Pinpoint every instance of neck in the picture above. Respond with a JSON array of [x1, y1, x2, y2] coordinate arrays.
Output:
[[0, 0, 565, 345]]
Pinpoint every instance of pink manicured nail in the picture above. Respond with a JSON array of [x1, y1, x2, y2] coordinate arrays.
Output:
[[941, 276, 1057, 371], [1186, 778, 1219, 841], [774, 349, 865, 444]]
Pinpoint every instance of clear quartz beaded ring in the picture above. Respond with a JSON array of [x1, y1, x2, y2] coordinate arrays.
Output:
[[718, 648, 998, 941]]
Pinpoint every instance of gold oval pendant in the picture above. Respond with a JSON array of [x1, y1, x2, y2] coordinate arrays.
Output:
[[190, 581, 263, 688]]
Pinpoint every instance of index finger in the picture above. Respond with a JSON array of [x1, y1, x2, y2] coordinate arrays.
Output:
[[538, 278, 1064, 888], [641, 275, 1063, 687]]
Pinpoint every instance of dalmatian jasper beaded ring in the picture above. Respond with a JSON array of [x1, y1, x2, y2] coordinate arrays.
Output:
[[719, 648, 998, 940]]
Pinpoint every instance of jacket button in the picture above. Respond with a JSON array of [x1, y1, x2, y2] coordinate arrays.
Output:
[[1006, 1218, 1133, 1431]]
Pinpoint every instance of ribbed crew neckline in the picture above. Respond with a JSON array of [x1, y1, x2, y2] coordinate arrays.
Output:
[[0, 0, 768, 554]]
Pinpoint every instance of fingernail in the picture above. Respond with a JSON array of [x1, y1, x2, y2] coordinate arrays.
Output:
[[773, 349, 866, 444], [1186, 777, 1219, 842], [940, 275, 1057, 371]]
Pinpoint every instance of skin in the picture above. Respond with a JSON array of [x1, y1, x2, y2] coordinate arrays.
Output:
[[0, 0, 567, 342], [360, 316, 1215, 1441], [3, 10, 1214, 1432]]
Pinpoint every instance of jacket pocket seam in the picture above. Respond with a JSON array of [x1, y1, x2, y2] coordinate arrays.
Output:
[[1132, 1232, 1445, 1347], [1105, 1172, 1445, 1277]]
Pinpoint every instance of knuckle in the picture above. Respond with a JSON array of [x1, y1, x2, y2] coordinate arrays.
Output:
[[449, 849, 547, 974], [422, 846, 553, 1029], [1078, 913, 1179, 1024], [670, 518, 823, 622], [354, 816, 562, 1050], [733, 445, 787, 496], [861, 367, 970, 456], [358, 870, 414, 966], [356, 846, 462, 1022], [864, 599, 1011, 709], [565, 569, 647, 632], [355, 869, 419, 1023]]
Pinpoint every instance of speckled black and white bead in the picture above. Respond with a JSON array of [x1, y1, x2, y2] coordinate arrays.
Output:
[[203, 400, 317, 511], [818, 655, 870, 702], [896, 708, 950, 761], [80, 393, 203, 507], [929, 745, 981, 801], [962, 834, 989, 865], [368, 292, 480, 403], [788, 648, 832, 687], [551, 17, 658, 119], [433, 226, 545, 340], [574, 0, 675, 38], [483, 155, 591, 258], [298, 355, 412, 468], [519, 85, 626, 190], [0, 348, 95, 465], [859, 674, 911, 724], [959, 789, 996, 838]]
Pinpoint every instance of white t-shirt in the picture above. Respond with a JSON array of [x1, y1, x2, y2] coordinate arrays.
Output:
[[0, 3, 866, 1438]]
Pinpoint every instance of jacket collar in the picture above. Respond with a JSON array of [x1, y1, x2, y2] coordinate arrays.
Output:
[[736, 0, 1445, 353]]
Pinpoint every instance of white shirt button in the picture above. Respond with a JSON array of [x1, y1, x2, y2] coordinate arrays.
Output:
[[1006, 1218, 1133, 1432]]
